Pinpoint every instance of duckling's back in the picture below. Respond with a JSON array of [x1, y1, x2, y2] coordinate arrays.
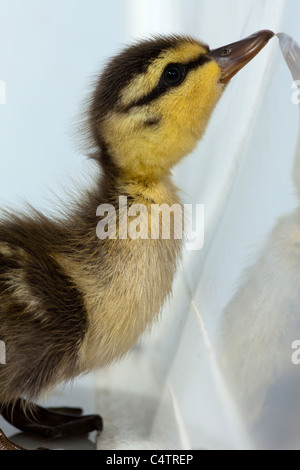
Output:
[[0, 215, 88, 404]]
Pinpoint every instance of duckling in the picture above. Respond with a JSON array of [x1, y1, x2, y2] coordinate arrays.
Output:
[[0, 30, 274, 450]]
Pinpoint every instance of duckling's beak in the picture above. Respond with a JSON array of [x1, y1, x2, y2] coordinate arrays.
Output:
[[210, 30, 275, 84]]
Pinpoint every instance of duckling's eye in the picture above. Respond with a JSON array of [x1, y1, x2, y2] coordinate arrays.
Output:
[[163, 64, 186, 87]]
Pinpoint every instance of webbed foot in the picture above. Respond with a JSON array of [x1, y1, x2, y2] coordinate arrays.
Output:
[[2, 399, 103, 440]]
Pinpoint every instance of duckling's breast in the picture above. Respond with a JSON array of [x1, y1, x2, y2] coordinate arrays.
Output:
[[56, 181, 183, 371], [57, 237, 181, 372]]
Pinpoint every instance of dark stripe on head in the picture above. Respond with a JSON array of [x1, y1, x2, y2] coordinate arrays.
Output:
[[122, 54, 212, 111], [90, 36, 191, 122]]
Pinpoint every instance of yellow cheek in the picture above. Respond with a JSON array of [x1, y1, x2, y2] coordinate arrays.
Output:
[[101, 61, 223, 178], [154, 61, 223, 162], [160, 61, 223, 135], [102, 113, 170, 177]]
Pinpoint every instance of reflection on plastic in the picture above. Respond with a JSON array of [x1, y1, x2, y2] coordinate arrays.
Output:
[[220, 34, 300, 449], [277, 33, 300, 81]]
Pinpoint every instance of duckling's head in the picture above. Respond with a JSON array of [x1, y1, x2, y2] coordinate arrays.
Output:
[[87, 30, 274, 179]]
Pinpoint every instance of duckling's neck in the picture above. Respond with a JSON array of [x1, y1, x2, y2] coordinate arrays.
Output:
[[117, 173, 180, 207], [96, 153, 180, 207], [95, 144, 178, 201]]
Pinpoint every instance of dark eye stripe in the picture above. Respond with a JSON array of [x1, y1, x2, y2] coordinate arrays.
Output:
[[122, 54, 211, 111], [186, 54, 212, 72]]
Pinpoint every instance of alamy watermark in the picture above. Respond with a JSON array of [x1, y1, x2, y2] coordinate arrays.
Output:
[[96, 196, 205, 251], [292, 80, 300, 105], [0, 340, 6, 365], [0, 80, 6, 104], [292, 340, 300, 365]]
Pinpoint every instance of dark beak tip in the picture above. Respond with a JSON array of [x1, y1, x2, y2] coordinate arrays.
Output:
[[249, 29, 276, 53], [212, 29, 276, 84], [252, 29, 275, 41]]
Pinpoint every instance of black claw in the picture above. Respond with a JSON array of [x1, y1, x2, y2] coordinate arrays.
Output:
[[93, 416, 103, 432]]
